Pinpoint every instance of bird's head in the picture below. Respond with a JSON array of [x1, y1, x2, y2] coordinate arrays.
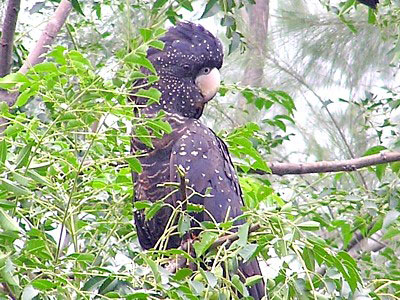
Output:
[[145, 22, 224, 118]]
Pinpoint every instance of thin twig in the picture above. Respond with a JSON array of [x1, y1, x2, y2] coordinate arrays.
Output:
[[210, 224, 261, 250]]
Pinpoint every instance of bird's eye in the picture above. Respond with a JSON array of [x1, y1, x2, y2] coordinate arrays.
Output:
[[183, 64, 191, 70], [202, 67, 211, 74]]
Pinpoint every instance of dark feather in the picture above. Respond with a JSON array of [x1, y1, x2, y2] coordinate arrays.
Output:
[[357, 0, 378, 8]]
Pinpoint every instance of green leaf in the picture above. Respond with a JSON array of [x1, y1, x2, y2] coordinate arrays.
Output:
[[68, 51, 92, 67], [339, 0, 356, 16], [82, 276, 108, 291], [274, 114, 295, 124], [69, 253, 95, 263], [12, 172, 33, 187], [177, 0, 193, 11], [231, 275, 248, 296], [238, 223, 249, 247], [31, 279, 56, 291], [173, 268, 193, 281], [245, 275, 263, 287], [149, 40, 165, 50], [32, 62, 59, 73], [26, 169, 51, 186], [375, 163, 387, 181], [201, 0, 219, 18], [238, 244, 258, 261], [383, 210, 400, 228], [367, 7, 376, 24], [337, 251, 357, 269], [125, 54, 156, 74], [382, 227, 400, 240], [369, 217, 383, 235], [93, 2, 101, 19], [135, 125, 154, 148], [48, 46, 67, 65], [0, 178, 31, 196], [71, 0, 85, 15], [0, 101, 9, 114], [152, 0, 168, 11], [187, 203, 204, 213], [25, 239, 46, 253], [178, 214, 190, 237], [391, 161, 400, 174], [0, 208, 20, 232], [145, 200, 163, 221], [143, 256, 161, 284], [297, 221, 320, 231], [193, 231, 218, 257], [0, 255, 18, 286], [0, 139, 7, 163], [362, 145, 386, 156], [134, 201, 152, 210], [126, 156, 143, 173], [135, 88, 161, 104], [146, 119, 172, 134], [0, 200, 16, 209], [140, 28, 152, 42], [15, 89, 35, 107], [302, 247, 315, 272], [0, 73, 29, 89], [15, 143, 33, 169]]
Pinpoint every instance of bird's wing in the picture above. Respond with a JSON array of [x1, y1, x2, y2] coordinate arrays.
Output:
[[170, 119, 266, 299], [169, 119, 243, 225]]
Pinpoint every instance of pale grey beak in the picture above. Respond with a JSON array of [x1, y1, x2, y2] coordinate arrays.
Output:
[[195, 68, 221, 101]]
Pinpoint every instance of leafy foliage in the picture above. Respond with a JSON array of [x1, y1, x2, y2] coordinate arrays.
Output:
[[0, 0, 399, 299]]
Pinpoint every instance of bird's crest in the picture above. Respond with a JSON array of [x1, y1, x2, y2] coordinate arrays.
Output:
[[147, 22, 223, 69]]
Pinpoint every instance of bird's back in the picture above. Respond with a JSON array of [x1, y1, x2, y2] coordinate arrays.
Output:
[[132, 115, 266, 298]]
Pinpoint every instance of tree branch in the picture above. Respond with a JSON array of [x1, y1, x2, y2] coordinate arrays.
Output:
[[259, 151, 400, 176], [19, 0, 72, 75], [0, 0, 72, 133], [0, 0, 21, 77], [210, 224, 261, 250], [267, 54, 369, 188]]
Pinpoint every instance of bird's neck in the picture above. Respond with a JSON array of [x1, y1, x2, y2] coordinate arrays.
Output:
[[141, 76, 205, 119]]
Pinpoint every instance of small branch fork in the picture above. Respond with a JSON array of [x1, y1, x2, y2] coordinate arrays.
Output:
[[261, 151, 400, 176], [210, 224, 261, 250], [0, 0, 73, 133]]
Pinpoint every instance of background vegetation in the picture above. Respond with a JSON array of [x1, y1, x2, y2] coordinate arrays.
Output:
[[0, 0, 399, 299]]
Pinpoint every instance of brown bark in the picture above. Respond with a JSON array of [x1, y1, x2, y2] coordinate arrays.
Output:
[[0, 0, 21, 77], [19, 0, 72, 75], [0, 0, 72, 133], [262, 151, 400, 176]]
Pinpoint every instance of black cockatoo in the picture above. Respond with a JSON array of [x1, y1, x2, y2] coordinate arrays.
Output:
[[358, 0, 379, 8], [131, 22, 265, 299]]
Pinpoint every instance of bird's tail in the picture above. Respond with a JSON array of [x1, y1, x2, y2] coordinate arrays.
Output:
[[238, 259, 267, 300]]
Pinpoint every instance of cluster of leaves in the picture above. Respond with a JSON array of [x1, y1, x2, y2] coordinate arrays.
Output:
[[0, 26, 172, 297], [1, 0, 400, 299], [218, 85, 295, 174], [321, 0, 400, 62], [0, 24, 366, 299]]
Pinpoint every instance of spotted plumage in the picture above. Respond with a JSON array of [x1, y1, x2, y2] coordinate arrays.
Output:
[[131, 22, 265, 299]]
